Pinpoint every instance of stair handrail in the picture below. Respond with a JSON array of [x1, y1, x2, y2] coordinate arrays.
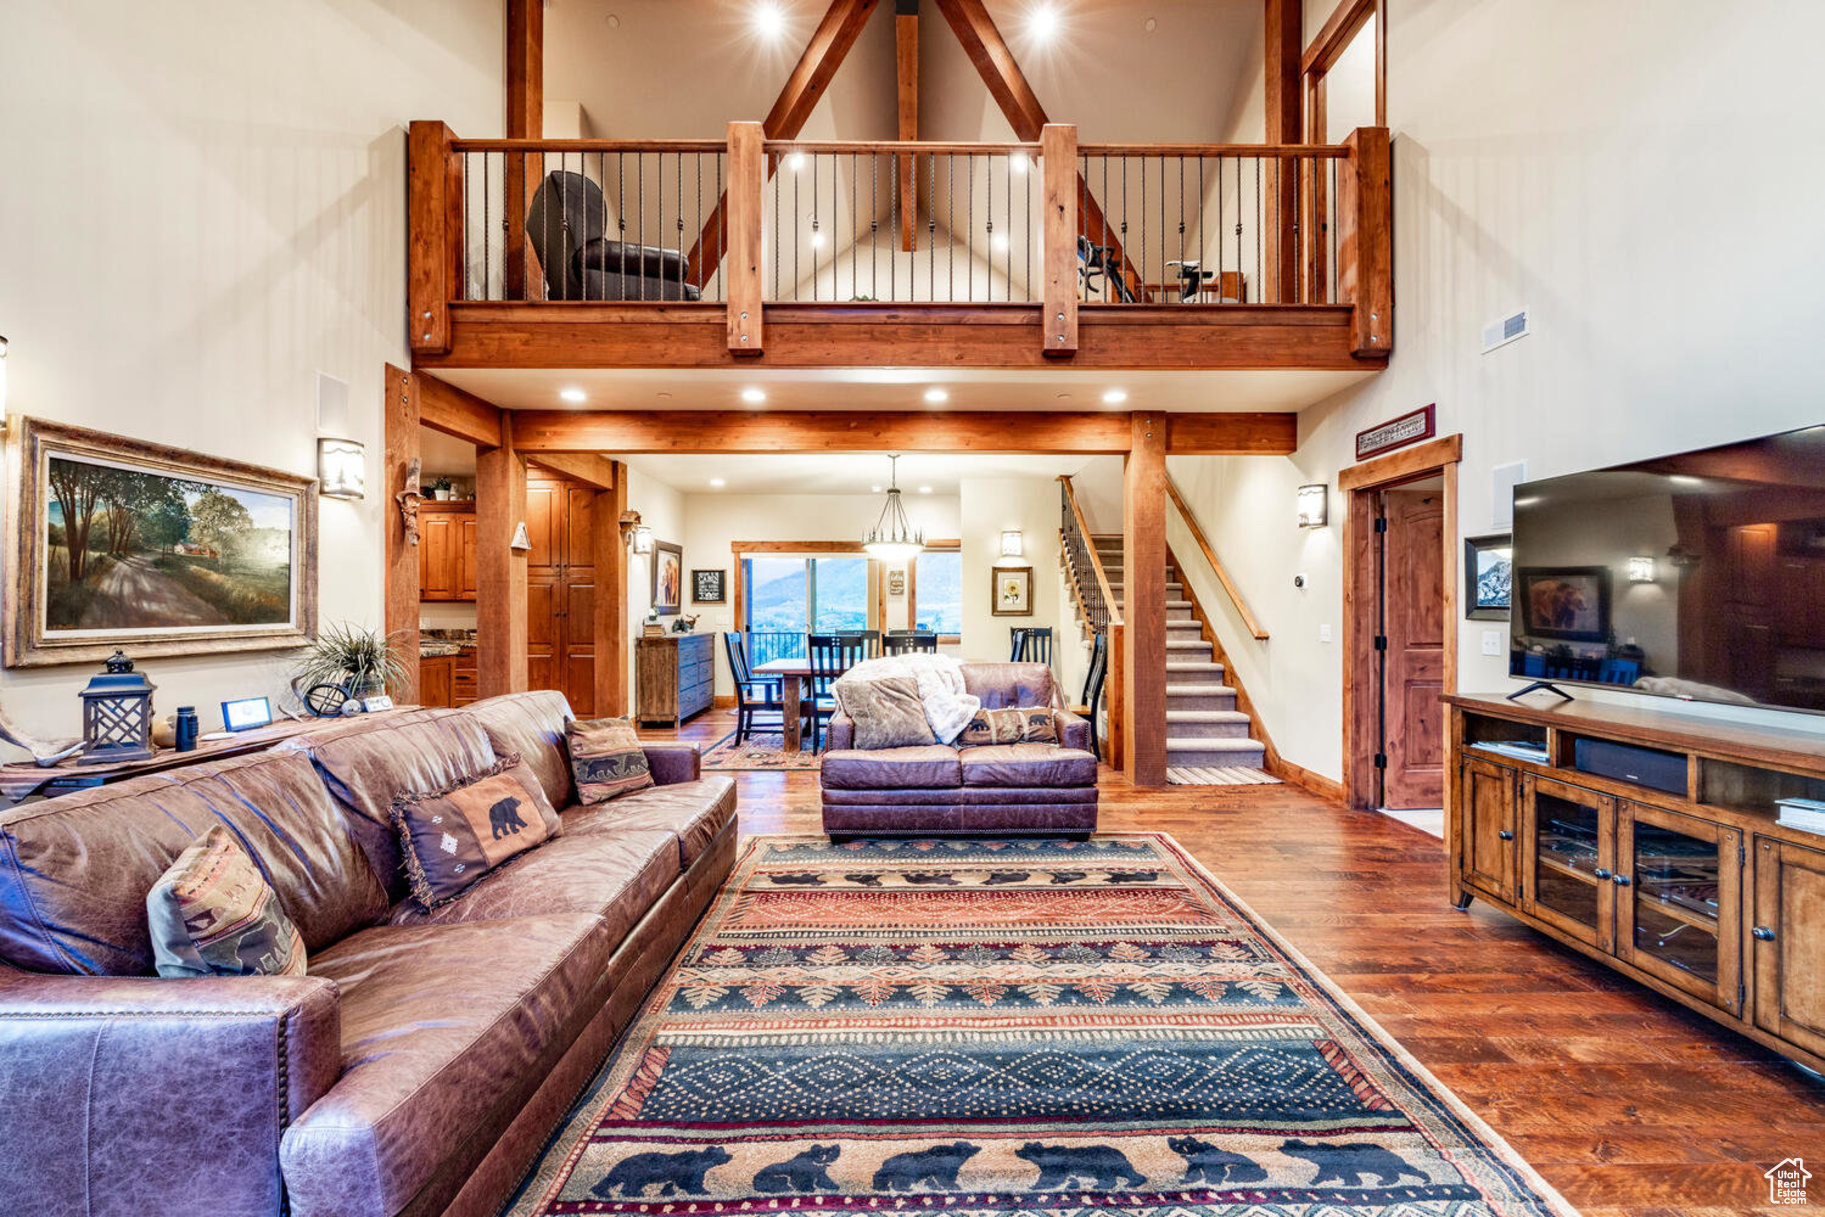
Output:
[[1057, 477, 1123, 629], [1165, 476, 1269, 641]]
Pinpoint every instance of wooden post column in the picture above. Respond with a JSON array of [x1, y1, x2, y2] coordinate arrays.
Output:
[[1122, 411, 1167, 786], [383, 364, 421, 702], [1338, 126, 1392, 355], [1041, 123, 1078, 357], [476, 417, 530, 698], [593, 461, 630, 715], [406, 122, 458, 355], [726, 121, 765, 355], [504, 0, 543, 302], [1265, 0, 1302, 303]]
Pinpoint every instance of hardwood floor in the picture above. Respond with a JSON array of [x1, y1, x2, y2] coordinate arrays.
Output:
[[647, 711, 1823, 1216]]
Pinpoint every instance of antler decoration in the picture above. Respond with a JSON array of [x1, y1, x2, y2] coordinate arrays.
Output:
[[397, 456, 424, 547], [0, 702, 84, 768]]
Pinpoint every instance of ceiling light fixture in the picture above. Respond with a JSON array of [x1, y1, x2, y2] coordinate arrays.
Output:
[[1102, 388, 1128, 404], [923, 388, 949, 404], [787, 152, 807, 171], [918, 485, 933, 494], [754, 3, 786, 39], [1029, 3, 1061, 41], [709, 478, 726, 488], [740, 387, 767, 405], [559, 386, 587, 403], [863, 455, 925, 561]]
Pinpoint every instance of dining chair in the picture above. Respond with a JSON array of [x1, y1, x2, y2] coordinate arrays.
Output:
[[1010, 626, 1054, 666], [723, 632, 790, 745], [882, 631, 938, 655], [1076, 629, 1108, 760], [835, 628, 881, 659], [807, 632, 867, 751]]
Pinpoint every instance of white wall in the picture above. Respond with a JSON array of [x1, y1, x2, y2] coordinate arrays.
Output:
[[624, 467, 685, 685], [958, 477, 1072, 687], [1176, 0, 1825, 784], [0, 2, 501, 752]]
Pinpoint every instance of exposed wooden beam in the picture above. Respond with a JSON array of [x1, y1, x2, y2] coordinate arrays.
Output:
[[1123, 411, 1168, 787], [896, 0, 920, 252], [593, 461, 629, 715], [685, 0, 881, 286], [509, 409, 1298, 455], [407, 122, 459, 356], [725, 122, 765, 354], [1338, 433, 1463, 491], [1041, 124, 1078, 356], [384, 365, 422, 701], [416, 371, 503, 447], [506, 0, 543, 139], [1302, 0, 1374, 76], [528, 452, 617, 489], [1337, 126, 1392, 355], [476, 417, 530, 697], [415, 303, 1381, 371]]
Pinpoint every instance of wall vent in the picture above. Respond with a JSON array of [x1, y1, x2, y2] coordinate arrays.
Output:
[[1482, 308, 1530, 353]]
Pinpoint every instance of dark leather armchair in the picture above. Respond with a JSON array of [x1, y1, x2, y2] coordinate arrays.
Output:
[[526, 170, 703, 302]]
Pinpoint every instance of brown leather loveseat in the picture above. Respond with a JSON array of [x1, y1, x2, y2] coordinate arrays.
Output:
[[0, 690, 735, 1217]]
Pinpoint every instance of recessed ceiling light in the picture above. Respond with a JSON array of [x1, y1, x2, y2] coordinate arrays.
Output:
[[740, 387, 767, 404], [871, 484, 883, 493], [1102, 388, 1129, 404], [559, 386, 587, 403], [1029, 3, 1060, 41], [1143, 16, 1157, 32], [918, 485, 933, 494], [657, 390, 672, 399], [709, 478, 726, 488], [924, 388, 949, 404], [787, 152, 807, 171], [754, 3, 785, 39]]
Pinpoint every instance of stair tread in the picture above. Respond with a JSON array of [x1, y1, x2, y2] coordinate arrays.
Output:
[[1166, 684, 1237, 696], [1168, 710, 1251, 722], [1165, 660, 1226, 669], [1166, 737, 1266, 752]]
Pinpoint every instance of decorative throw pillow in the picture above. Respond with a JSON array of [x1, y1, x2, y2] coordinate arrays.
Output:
[[146, 825, 307, 979], [391, 755, 563, 908], [957, 706, 1058, 747], [835, 673, 938, 750], [566, 717, 655, 804]]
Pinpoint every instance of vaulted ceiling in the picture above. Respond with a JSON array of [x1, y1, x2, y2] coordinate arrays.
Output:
[[542, 0, 1265, 144]]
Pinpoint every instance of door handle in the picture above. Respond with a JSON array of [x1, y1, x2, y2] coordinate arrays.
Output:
[[1497, 830, 1514, 841], [1611, 873, 1631, 886], [1594, 868, 1611, 880], [1753, 925, 1776, 941]]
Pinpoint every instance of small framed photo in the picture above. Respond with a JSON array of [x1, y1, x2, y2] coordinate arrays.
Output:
[[691, 569, 726, 603], [1463, 533, 1512, 620], [991, 565, 1034, 616], [220, 696, 274, 733], [652, 541, 683, 615]]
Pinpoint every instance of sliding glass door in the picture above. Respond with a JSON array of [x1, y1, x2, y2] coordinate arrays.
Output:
[[742, 554, 875, 664]]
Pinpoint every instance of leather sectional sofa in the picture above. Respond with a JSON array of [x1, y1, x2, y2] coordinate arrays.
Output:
[[0, 690, 736, 1217], [820, 662, 1099, 838]]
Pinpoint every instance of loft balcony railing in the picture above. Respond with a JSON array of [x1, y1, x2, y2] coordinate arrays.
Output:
[[407, 121, 1391, 368]]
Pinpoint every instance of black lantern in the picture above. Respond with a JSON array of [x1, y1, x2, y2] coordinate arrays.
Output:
[[78, 650, 157, 765]]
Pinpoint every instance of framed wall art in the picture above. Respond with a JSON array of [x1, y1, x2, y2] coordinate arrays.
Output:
[[6, 417, 319, 668], [991, 565, 1034, 616], [651, 541, 684, 615], [691, 568, 726, 603], [1463, 533, 1512, 620]]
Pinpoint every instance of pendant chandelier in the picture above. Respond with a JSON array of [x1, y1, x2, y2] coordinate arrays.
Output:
[[863, 454, 925, 561]]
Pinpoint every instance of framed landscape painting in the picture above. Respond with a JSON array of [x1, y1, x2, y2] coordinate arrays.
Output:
[[6, 417, 318, 667], [1463, 533, 1512, 620]]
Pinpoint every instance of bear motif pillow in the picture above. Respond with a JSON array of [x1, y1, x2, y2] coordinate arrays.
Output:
[[566, 716, 655, 804], [146, 825, 307, 979], [391, 754, 563, 908], [957, 706, 1057, 747]]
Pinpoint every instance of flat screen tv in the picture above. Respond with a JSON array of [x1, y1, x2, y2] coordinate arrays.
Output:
[[1508, 423, 1825, 714]]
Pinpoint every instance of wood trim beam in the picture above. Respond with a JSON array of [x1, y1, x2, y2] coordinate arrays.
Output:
[[896, 0, 919, 253], [416, 371, 503, 447], [593, 461, 628, 714], [1302, 0, 1374, 76], [1337, 433, 1463, 490], [684, 0, 881, 286], [476, 416, 530, 697], [407, 122, 459, 356], [930, 0, 1046, 140], [528, 452, 617, 489], [509, 410, 1297, 455], [1122, 411, 1168, 787], [725, 122, 765, 353], [384, 365, 421, 701], [1265, 0, 1302, 303], [1041, 124, 1079, 356], [1337, 126, 1392, 355]]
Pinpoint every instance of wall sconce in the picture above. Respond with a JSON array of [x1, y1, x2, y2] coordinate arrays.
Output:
[[1297, 483, 1329, 528], [619, 510, 653, 553], [1627, 556, 1657, 583], [317, 437, 366, 500], [1000, 529, 1024, 557]]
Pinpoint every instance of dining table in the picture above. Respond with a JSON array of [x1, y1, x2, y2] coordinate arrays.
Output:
[[749, 656, 822, 753]]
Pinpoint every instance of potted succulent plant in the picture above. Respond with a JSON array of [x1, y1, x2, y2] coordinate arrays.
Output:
[[293, 623, 409, 714], [430, 476, 454, 501]]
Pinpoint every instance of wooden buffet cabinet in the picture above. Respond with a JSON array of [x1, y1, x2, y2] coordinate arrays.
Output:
[[1446, 693, 1825, 1071], [636, 633, 714, 729]]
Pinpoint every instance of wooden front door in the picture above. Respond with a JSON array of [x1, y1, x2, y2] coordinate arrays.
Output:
[[1380, 488, 1446, 808]]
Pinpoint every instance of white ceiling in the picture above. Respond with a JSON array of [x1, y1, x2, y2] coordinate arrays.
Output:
[[544, 0, 1264, 144], [432, 365, 1373, 413]]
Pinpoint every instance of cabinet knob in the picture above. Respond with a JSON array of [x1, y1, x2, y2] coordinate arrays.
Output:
[[1498, 830, 1514, 841], [1594, 868, 1611, 880], [1611, 872, 1631, 886], [1753, 925, 1776, 942]]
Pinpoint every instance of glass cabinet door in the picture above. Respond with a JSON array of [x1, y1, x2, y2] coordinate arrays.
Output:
[[1618, 803, 1742, 1016], [1522, 776, 1615, 951]]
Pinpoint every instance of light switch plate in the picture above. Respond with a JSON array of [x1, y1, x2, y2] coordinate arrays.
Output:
[[1320, 624, 1333, 643], [1481, 629, 1504, 656]]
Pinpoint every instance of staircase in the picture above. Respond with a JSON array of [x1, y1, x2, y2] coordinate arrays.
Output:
[[1087, 533, 1272, 783]]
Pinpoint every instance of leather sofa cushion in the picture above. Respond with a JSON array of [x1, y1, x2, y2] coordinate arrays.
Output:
[[961, 662, 1058, 711], [388, 825, 677, 948], [566, 776, 736, 869], [464, 690, 576, 810], [959, 744, 1099, 788], [279, 711, 497, 903], [0, 749, 386, 976], [281, 914, 615, 1217], [821, 746, 963, 790]]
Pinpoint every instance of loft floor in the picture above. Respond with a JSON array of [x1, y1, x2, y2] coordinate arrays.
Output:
[[645, 709, 1825, 1217]]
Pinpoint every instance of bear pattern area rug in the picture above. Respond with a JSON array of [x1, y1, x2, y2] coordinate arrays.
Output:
[[507, 833, 1577, 1217]]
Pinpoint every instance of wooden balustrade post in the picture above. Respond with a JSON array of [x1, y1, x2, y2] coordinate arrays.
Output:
[[1041, 123, 1078, 357], [476, 416, 530, 698], [407, 121, 458, 355], [726, 122, 766, 355], [1108, 621, 1125, 770], [383, 365, 422, 702], [593, 461, 630, 715], [1122, 411, 1167, 787], [1338, 126, 1392, 355]]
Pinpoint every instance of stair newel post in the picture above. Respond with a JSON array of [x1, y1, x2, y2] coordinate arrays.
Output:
[[1041, 123, 1078, 357], [407, 121, 458, 355], [1337, 126, 1392, 357], [726, 121, 766, 355], [1123, 411, 1168, 786]]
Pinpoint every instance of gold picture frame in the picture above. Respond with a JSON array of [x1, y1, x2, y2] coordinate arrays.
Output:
[[5, 417, 319, 668], [991, 565, 1034, 616]]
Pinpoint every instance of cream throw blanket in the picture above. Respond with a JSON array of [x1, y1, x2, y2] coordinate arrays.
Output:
[[834, 654, 981, 744]]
